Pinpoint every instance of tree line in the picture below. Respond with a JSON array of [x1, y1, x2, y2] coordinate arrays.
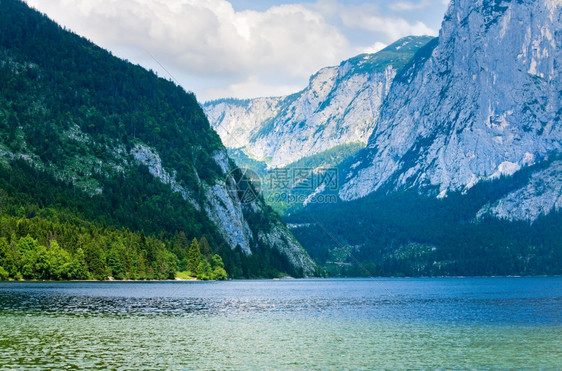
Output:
[[0, 207, 229, 281]]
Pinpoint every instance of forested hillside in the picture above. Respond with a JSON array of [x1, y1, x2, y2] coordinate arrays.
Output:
[[0, 0, 317, 280], [288, 158, 562, 276]]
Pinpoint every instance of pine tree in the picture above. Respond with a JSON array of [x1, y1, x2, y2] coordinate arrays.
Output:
[[187, 238, 201, 276], [200, 236, 211, 262]]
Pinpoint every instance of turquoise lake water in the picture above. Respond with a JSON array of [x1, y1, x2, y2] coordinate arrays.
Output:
[[0, 278, 560, 370]]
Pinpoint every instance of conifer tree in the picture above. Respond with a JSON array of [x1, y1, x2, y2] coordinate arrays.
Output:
[[200, 236, 211, 262], [187, 238, 201, 276]]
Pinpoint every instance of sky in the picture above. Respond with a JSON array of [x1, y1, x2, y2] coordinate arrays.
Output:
[[24, 0, 449, 102]]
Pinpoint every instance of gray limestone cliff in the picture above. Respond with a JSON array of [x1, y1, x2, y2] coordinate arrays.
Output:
[[204, 36, 434, 169], [339, 0, 561, 222]]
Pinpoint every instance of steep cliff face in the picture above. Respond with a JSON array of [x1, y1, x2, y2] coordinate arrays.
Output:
[[476, 159, 562, 222], [204, 36, 434, 168], [204, 97, 282, 150], [340, 0, 561, 221]]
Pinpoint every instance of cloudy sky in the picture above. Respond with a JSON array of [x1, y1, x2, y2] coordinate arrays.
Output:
[[24, 0, 449, 102]]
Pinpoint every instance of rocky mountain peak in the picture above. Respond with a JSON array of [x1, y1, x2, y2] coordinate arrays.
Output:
[[339, 0, 561, 222]]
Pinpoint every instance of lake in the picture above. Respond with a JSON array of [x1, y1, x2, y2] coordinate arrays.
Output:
[[0, 278, 560, 370]]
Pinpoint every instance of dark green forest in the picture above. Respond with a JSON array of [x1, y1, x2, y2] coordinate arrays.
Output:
[[0, 0, 304, 280], [288, 157, 562, 277]]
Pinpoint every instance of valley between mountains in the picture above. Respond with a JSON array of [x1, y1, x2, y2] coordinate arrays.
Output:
[[205, 0, 562, 276], [0, 0, 560, 280]]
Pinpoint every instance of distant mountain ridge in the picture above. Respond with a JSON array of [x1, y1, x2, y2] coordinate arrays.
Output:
[[204, 36, 435, 169]]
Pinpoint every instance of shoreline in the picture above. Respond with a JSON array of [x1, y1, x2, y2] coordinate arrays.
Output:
[[0, 275, 560, 283]]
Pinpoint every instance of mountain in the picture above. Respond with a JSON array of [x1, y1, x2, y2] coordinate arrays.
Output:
[[203, 36, 435, 169], [340, 0, 561, 222], [0, 0, 317, 279], [287, 0, 561, 276]]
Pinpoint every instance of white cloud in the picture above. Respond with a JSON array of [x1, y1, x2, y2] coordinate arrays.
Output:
[[390, 1, 431, 11], [338, 3, 437, 41], [26, 0, 353, 100], [362, 42, 388, 54], [24, 0, 446, 101], [206, 75, 303, 101], [390, 0, 450, 12]]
